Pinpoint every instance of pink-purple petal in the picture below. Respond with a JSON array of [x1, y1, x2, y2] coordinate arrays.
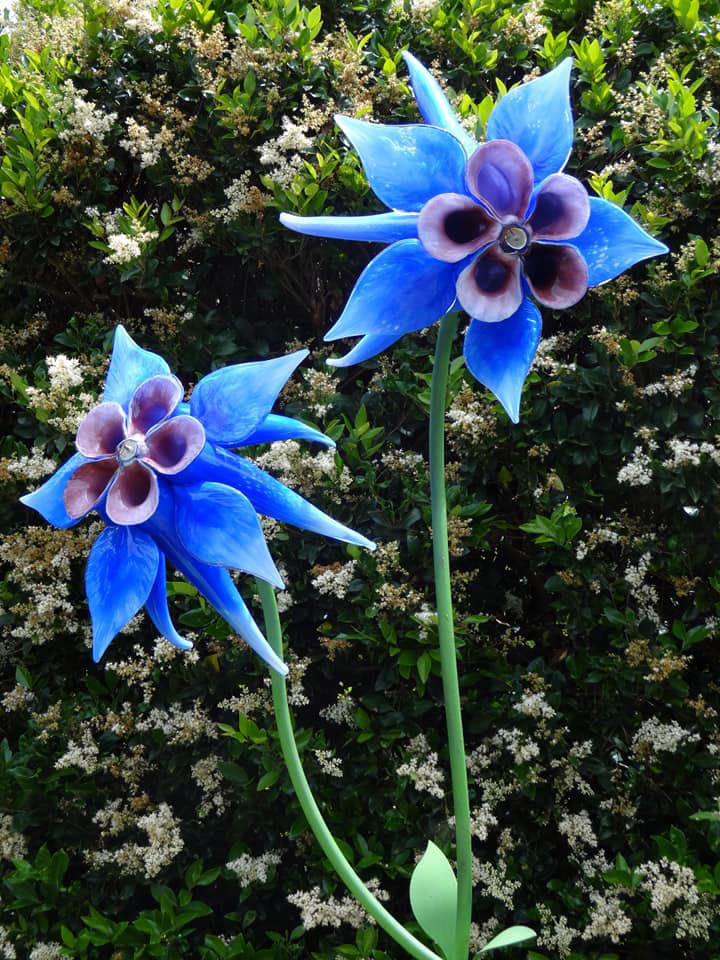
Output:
[[523, 242, 588, 309], [127, 375, 183, 436], [63, 459, 118, 519], [106, 461, 159, 525], [456, 246, 524, 323], [418, 193, 500, 263], [528, 174, 590, 241], [75, 402, 126, 459], [143, 416, 206, 475], [465, 140, 534, 221]]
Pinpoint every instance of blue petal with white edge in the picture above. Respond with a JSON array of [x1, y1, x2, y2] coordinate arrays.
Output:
[[175, 481, 284, 588], [487, 59, 574, 185], [145, 553, 193, 651], [20, 452, 87, 529], [327, 332, 405, 368], [143, 489, 287, 674], [103, 325, 171, 409], [335, 116, 468, 212], [402, 52, 477, 156], [280, 211, 418, 243], [572, 197, 669, 287], [176, 444, 376, 552], [86, 525, 160, 662], [463, 298, 542, 424], [191, 350, 308, 447], [325, 240, 457, 341], [240, 414, 335, 448]]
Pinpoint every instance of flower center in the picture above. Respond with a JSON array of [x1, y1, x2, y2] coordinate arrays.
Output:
[[116, 437, 139, 465], [499, 224, 530, 254]]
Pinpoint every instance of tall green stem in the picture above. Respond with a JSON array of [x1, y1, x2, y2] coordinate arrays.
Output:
[[428, 313, 472, 960], [258, 578, 442, 960]]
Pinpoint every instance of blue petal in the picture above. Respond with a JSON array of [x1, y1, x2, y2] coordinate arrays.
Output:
[[176, 444, 375, 552], [103, 325, 171, 409], [326, 333, 404, 368], [143, 491, 288, 674], [335, 116, 468, 212], [280, 211, 418, 243], [487, 59, 574, 185], [86, 526, 160, 662], [20, 452, 87, 529], [175, 481, 283, 588], [145, 552, 193, 651], [190, 350, 308, 447], [402, 51, 477, 156], [325, 240, 457, 341], [463, 298, 542, 423], [240, 414, 335, 448], [572, 197, 669, 287]]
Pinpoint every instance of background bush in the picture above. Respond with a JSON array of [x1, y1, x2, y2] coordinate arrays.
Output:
[[1, 0, 720, 957]]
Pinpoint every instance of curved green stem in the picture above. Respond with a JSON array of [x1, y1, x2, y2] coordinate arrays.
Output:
[[258, 578, 442, 960], [428, 313, 472, 960]]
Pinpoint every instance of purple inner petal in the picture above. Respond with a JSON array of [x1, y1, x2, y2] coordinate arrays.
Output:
[[456, 245, 524, 323], [466, 140, 534, 221], [523, 242, 588, 309], [75, 403, 126, 459], [128, 375, 183, 437], [418, 193, 499, 263], [143, 416, 206, 475], [528, 174, 590, 241], [106, 461, 159, 525], [64, 459, 118, 518]]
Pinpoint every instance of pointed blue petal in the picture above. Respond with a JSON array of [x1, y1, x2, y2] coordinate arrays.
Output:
[[175, 482, 283, 588], [176, 445, 375, 551], [103, 325, 171, 409], [20, 452, 87, 529], [86, 526, 160, 662], [402, 51, 477, 156], [190, 350, 308, 447], [326, 332, 404, 368], [145, 552, 193, 651], [487, 59, 574, 185], [143, 492, 288, 674], [335, 116, 468, 212], [240, 414, 335, 448], [325, 240, 457, 341], [572, 197, 669, 287], [280, 211, 418, 243], [463, 298, 542, 423]]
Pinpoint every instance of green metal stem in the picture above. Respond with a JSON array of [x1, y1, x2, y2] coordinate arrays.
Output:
[[428, 314, 472, 960], [258, 578, 442, 960]]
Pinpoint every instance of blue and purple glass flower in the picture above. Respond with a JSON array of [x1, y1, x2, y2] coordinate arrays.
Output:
[[281, 54, 669, 422], [20, 327, 373, 673]]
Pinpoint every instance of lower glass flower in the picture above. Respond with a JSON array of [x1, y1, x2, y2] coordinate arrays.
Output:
[[21, 327, 374, 674]]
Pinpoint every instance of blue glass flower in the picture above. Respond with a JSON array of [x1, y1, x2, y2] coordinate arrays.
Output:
[[281, 54, 669, 422], [20, 326, 374, 674]]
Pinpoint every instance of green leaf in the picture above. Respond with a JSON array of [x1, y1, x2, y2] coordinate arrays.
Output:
[[479, 926, 535, 953], [409, 841, 457, 960]]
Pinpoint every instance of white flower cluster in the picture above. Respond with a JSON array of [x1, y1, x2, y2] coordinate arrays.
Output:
[[319, 690, 356, 727], [106, 0, 161, 32], [472, 859, 521, 909], [640, 363, 697, 397], [190, 755, 226, 818], [4, 447, 57, 483], [47, 354, 84, 392], [397, 734, 445, 799], [120, 117, 171, 168], [536, 904, 578, 959], [288, 879, 389, 929], [380, 449, 425, 474], [135, 701, 218, 745], [104, 233, 142, 264], [631, 717, 700, 759], [252, 440, 350, 501], [636, 858, 716, 939], [29, 943, 63, 960], [532, 333, 577, 377], [0, 814, 27, 861], [493, 727, 540, 764], [218, 684, 270, 717], [514, 690, 556, 720], [0, 925, 15, 959], [211, 172, 266, 223], [1, 682, 35, 712], [581, 891, 632, 942], [617, 446, 653, 486], [624, 552, 662, 627], [258, 116, 313, 188], [314, 748, 343, 778], [311, 560, 356, 599], [226, 850, 281, 886], [88, 803, 184, 879], [663, 437, 720, 470], [558, 810, 598, 851], [55, 728, 99, 774], [55, 80, 117, 142], [468, 804, 498, 842]]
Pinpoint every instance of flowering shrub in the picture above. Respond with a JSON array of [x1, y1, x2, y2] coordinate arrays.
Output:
[[1, 0, 719, 957]]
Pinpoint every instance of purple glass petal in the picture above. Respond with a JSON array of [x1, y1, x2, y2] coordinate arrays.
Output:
[[466, 140, 534, 221], [143, 415, 205, 475], [127, 375, 183, 437], [75, 402, 126, 459], [418, 193, 500, 263], [106, 461, 159, 525], [528, 174, 590, 241], [64, 459, 118, 518], [456, 246, 524, 323], [523, 242, 588, 309]]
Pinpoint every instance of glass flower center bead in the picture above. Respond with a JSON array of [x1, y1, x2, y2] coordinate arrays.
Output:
[[116, 437, 139, 465], [500, 225, 530, 254]]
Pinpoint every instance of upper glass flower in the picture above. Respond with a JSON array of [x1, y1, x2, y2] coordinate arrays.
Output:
[[20, 326, 374, 674], [281, 54, 669, 422]]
